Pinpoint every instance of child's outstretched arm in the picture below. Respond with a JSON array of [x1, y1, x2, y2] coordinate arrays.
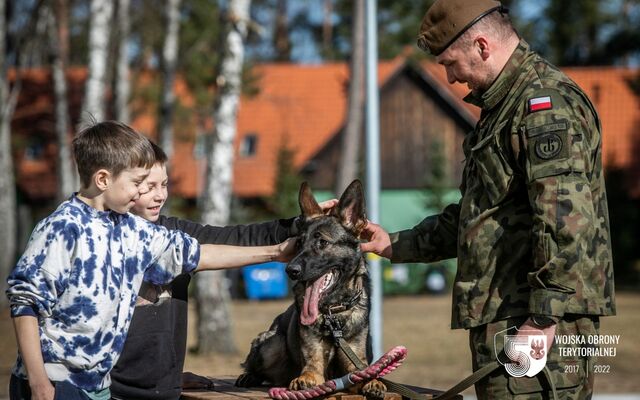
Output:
[[13, 316, 55, 400], [195, 237, 297, 272]]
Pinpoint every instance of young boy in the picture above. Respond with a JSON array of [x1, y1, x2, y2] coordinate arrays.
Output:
[[6, 121, 294, 400], [109, 143, 336, 400]]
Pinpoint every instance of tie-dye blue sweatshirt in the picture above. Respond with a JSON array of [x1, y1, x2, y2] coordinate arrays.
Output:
[[5, 195, 200, 391]]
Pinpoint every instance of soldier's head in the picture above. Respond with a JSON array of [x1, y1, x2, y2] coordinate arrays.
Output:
[[417, 0, 519, 95]]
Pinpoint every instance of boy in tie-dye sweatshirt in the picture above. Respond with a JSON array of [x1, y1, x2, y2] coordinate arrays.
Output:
[[5, 121, 294, 400]]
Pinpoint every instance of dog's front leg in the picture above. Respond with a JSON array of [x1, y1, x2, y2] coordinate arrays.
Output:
[[288, 336, 333, 390]]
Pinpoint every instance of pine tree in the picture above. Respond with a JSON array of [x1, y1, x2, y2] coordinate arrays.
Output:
[[268, 141, 301, 218]]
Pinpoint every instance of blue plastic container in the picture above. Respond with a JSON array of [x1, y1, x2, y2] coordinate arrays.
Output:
[[242, 262, 288, 300]]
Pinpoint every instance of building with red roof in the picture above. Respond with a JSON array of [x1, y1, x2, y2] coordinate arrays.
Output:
[[10, 60, 640, 212]]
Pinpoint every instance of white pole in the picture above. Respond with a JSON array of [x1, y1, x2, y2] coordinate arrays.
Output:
[[365, 0, 382, 360]]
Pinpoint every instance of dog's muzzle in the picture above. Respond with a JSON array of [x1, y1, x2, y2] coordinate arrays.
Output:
[[286, 262, 302, 280]]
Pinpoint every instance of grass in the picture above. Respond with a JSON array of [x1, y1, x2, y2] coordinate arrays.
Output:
[[1, 293, 639, 398]]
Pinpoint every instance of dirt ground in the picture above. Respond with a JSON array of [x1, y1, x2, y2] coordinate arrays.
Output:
[[1, 293, 639, 397], [183, 293, 640, 396]]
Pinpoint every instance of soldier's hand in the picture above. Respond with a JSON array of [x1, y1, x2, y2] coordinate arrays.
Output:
[[360, 221, 392, 259], [518, 317, 556, 353]]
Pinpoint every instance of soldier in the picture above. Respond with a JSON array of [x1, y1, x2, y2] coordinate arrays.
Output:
[[360, 0, 615, 398]]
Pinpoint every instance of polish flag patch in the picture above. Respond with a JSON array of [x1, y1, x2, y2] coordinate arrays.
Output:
[[528, 96, 553, 112]]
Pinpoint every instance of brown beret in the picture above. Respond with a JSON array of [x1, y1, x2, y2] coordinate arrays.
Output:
[[417, 0, 507, 55]]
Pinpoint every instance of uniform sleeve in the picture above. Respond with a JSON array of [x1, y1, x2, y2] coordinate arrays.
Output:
[[389, 202, 460, 263], [6, 219, 76, 318], [518, 89, 599, 319], [143, 222, 201, 285], [156, 215, 297, 246]]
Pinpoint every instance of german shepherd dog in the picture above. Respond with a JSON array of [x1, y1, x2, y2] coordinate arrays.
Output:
[[236, 180, 386, 398]]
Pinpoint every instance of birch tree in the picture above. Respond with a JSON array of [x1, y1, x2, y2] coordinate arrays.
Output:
[[0, 0, 18, 307], [334, 0, 364, 194], [51, 0, 75, 201], [0, 0, 44, 305], [196, 0, 251, 354], [115, 0, 131, 123], [79, 0, 113, 125], [158, 0, 182, 160]]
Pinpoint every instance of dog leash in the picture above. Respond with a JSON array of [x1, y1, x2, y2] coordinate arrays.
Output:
[[324, 314, 558, 400], [324, 313, 430, 399], [268, 346, 408, 400]]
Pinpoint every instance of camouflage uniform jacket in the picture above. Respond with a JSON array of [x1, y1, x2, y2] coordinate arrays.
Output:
[[390, 40, 615, 329]]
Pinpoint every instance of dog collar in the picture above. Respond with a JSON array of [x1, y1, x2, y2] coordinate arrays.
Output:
[[324, 289, 363, 316]]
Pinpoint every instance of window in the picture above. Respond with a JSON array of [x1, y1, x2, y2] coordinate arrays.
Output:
[[240, 134, 258, 157], [24, 143, 45, 160]]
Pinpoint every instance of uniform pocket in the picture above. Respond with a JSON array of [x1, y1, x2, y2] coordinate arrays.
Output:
[[471, 130, 514, 206]]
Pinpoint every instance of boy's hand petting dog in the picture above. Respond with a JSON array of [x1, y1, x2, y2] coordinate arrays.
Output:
[[182, 371, 215, 391], [318, 199, 339, 214], [276, 238, 298, 262]]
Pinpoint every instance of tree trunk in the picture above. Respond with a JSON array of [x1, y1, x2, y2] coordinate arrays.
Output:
[[335, 0, 364, 195], [273, 0, 290, 62], [0, 0, 18, 307], [322, 0, 333, 56], [158, 0, 181, 160], [51, 0, 75, 202], [79, 0, 113, 125], [196, 0, 251, 355], [115, 0, 131, 123]]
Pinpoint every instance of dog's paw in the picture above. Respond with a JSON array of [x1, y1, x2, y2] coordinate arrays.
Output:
[[235, 372, 261, 387], [362, 379, 386, 400], [288, 372, 323, 390]]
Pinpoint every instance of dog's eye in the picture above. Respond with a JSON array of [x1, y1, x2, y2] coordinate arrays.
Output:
[[317, 239, 328, 249]]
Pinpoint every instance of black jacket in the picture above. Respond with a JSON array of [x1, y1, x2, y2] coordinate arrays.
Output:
[[109, 216, 296, 400]]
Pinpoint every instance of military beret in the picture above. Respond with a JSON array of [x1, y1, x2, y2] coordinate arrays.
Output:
[[417, 0, 508, 55]]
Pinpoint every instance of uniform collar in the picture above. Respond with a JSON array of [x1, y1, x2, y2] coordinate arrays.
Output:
[[463, 39, 531, 111]]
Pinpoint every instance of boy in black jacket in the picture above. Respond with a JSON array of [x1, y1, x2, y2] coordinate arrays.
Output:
[[110, 143, 335, 400]]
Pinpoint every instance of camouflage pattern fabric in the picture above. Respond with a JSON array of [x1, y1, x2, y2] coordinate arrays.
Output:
[[389, 40, 615, 329], [469, 316, 598, 399]]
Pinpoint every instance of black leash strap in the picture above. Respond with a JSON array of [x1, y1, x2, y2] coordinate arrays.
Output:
[[428, 361, 501, 400]]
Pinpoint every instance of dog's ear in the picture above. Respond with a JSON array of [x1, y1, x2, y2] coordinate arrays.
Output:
[[336, 179, 366, 237], [299, 182, 323, 218]]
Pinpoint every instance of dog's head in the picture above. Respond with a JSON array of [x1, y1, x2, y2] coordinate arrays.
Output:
[[287, 180, 367, 326]]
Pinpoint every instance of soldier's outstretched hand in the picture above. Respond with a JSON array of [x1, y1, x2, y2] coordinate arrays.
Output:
[[360, 220, 392, 259]]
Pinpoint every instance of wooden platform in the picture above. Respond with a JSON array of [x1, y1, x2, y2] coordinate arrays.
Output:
[[182, 376, 462, 400]]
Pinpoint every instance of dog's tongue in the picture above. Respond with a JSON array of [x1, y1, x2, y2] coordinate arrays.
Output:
[[301, 274, 328, 326]]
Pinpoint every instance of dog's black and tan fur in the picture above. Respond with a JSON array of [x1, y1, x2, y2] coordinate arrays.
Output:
[[236, 180, 385, 398]]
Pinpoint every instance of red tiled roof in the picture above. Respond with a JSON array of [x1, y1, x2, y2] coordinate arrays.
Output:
[[229, 58, 483, 197], [11, 61, 640, 200], [563, 67, 640, 170]]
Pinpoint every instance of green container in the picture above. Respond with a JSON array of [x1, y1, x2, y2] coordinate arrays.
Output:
[[382, 259, 455, 295]]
